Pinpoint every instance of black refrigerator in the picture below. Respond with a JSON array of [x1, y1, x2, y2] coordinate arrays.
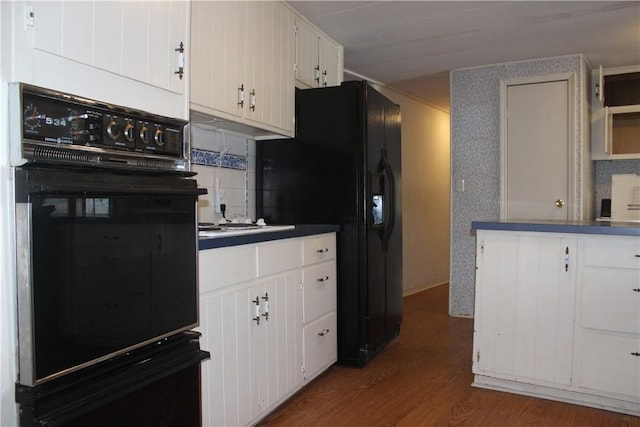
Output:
[[257, 81, 402, 366]]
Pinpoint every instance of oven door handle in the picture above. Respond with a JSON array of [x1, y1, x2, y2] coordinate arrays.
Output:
[[15, 168, 207, 201]]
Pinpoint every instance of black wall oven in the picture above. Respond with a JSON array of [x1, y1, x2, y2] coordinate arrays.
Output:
[[15, 168, 202, 386], [11, 84, 208, 426]]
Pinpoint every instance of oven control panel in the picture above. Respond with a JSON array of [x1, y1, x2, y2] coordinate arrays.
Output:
[[13, 84, 190, 173]]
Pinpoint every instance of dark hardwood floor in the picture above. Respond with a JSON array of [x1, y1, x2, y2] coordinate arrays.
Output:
[[258, 284, 639, 427]]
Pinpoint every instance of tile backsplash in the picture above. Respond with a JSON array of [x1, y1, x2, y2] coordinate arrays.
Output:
[[190, 125, 256, 224]]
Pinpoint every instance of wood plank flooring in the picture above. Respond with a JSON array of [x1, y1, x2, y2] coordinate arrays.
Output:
[[258, 284, 639, 427]]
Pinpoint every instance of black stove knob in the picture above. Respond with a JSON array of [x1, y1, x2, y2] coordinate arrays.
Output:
[[124, 123, 136, 142], [154, 128, 165, 146], [139, 126, 151, 144], [106, 120, 122, 140]]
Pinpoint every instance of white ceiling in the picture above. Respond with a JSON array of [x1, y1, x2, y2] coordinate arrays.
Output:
[[287, 1, 640, 112]]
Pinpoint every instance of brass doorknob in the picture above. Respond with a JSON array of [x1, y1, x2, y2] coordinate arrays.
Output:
[[555, 199, 565, 208]]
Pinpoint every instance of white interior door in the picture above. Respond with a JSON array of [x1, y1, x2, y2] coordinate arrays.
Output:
[[503, 79, 570, 221]]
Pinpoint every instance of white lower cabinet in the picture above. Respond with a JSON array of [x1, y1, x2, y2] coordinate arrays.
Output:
[[574, 235, 640, 403], [303, 312, 337, 381], [198, 233, 336, 426], [301, 234, 337, 381], [473, 231, 576, 386], [473, 230, 640, 416]]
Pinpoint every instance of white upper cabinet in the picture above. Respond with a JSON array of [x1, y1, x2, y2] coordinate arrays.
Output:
[[9, 0, 189, 119], [318, 32, 343, 88], [591, 65, 640, 160], [592, 104, 640, 160], [294, 17, 343, 89], [190, 1, 295, 137]]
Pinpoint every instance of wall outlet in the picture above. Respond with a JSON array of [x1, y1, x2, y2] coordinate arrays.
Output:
[[214, 189, 225, 213]]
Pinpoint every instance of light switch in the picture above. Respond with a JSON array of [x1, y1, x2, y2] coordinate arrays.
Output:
[[455, 179, 465, 193]]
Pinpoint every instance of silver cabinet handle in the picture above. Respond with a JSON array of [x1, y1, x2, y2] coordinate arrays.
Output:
[[316, 248, 329, 253], [261, 292, 269, 321], [317, 329, 330, 337], [174, 42, 185, 80], [249, 89, 256, 112], [237, 84, 245, 108], [317, 276, 329, 282]]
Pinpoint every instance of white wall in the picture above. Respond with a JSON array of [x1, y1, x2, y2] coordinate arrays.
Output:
[[374, 85, 451, 296], [0, 1, 19, 424]]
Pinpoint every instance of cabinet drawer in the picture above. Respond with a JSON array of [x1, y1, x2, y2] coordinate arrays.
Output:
[[302, 262, 336, 323], [199, 246, 256, 292], [303, 312, 337, 381], [302, 234, 336, 266], [257, 239, 301, 277], [577, 331, 640, 401], [581, 236, 640, 269], [581, 269, 640, 334]]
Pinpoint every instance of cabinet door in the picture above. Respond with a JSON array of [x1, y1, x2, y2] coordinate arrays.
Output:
[[253, 1, 295, 133], [245, 1, 294, 133], [576, 331, 640, 401], [190, 0, 228, 115], [250, 271, 303, 422], [13, 0, 188, 118], [198, 287, 252, 427], [473, 231, 577, 386], [304, 311, 337, 381], [592, 106, 640, 160], [245, 1, 268, 126], [294, 18, 319, 88], [190, 0, 247, 119], [318, 33, 342, 88]]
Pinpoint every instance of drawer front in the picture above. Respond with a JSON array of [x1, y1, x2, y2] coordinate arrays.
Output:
[[199, 246, 256, 292], [581, 236, 640, 270], [577, 331, 640, 401], [302, 234, 336, 266], [302, 262, 336, 323], [257, 239, 301, 277], [304, 312, 337, 381], [581, 269, 640, 334]]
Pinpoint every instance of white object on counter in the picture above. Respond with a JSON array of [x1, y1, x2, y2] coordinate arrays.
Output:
[[611, 174, 640, 222], [199, 225, 295, 238]]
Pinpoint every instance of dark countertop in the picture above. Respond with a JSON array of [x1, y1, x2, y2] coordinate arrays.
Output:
[[198, 224, 340, 250], [471, 219, 640, 236]]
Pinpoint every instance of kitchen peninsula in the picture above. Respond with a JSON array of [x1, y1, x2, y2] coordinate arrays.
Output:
[[197, 225, 339, 426], [471, 220, 640, 416]]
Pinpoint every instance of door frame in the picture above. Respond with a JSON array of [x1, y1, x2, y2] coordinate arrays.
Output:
[[499, 72, 576, 220]]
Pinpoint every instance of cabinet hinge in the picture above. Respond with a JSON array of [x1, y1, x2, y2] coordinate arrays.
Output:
[[476, 351, 480, 363], [301, 363, 306, 380], [480, 241, 484, 253], [25, 4, 35, 26]]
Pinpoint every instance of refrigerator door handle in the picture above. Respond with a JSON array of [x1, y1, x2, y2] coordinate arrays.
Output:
[[381, 148, 396, 251]]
